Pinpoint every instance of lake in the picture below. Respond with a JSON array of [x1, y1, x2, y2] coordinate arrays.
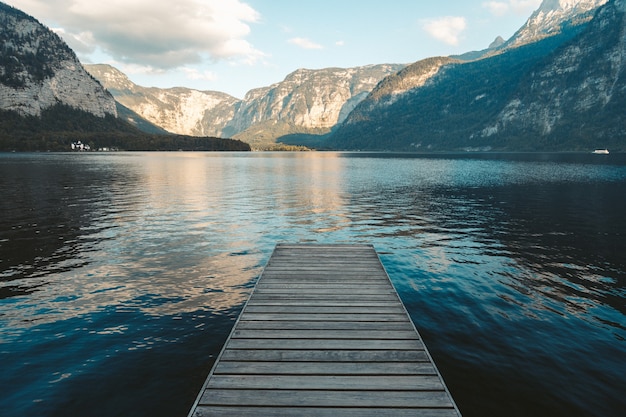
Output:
[[1, 151, 625, 417]]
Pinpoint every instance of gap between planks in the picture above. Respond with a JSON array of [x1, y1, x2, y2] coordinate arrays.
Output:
[[188, 243, 461, 417]]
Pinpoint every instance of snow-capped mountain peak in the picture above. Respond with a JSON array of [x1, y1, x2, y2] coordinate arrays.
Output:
[[507, 0, 608, 48]]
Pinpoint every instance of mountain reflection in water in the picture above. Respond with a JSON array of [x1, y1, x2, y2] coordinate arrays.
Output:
[[0, 152, 624, 417]]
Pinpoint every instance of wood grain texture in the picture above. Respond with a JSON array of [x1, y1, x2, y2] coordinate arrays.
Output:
[[188, 243, 461, 417]]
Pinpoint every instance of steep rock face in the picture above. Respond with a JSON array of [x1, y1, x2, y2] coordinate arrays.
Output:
[[85, 64, 238, 136], [455, 0, 606, 61], [506, 0, 608, 48], [342, 57, 458, 124], [478, 0, 626, 144], [330, 0, 626, 151], [0, 3, 116, 118], [88, 63, 404, 145], [223, 65, 404, 142]]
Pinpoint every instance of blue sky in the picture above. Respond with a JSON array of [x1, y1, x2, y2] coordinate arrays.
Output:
[[7, 0, 543, 98]]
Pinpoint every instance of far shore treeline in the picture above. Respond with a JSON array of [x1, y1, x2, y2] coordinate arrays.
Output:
[[0, 105, 251, 152]]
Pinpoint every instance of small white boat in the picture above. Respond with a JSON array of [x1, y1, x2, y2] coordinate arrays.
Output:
[[592, 149, 609, 154]]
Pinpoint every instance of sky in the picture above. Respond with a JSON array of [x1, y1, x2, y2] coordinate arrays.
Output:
[[6, 0, 543, 98]]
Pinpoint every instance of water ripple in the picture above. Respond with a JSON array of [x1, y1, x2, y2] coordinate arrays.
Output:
[[1, 152, 625, 417]]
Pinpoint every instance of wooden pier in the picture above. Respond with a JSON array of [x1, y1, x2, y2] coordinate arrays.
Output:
[[188, 243, 461, 416]]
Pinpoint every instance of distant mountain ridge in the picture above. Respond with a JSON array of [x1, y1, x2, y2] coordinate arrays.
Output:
[[88, 0, 612, 151], [87, 64, 404, 149], [3, 0, 622, 152], [0, 2, 249, 152], [479, 0, 626, 145], [327, 0, 626, 151], [225, 65, 405, 147], [505, 0, 608, 49], [455, 0, 607, 61], [85, 64, 239, 137]]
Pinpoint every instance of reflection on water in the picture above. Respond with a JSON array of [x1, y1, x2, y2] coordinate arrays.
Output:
[[1, 152, 625, 417]]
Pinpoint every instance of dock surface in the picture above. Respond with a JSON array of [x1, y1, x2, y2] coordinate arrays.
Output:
[[189, 243, 461, 416]]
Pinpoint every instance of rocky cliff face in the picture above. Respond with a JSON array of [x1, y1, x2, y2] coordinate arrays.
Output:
[[338, 0, 609, 138], [0, 3, 116, 118], [342, 57, 458, 125], [85, 64, 238, 137], [506, 0, 608, 48], [477, 0, 626, 143], [87, 63, 403, 146], [455, 0, 606, 62], [225, 65, 404, 143], [330, 0, 626, 151]]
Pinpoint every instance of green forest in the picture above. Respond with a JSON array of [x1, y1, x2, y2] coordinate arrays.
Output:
[[0, 105, 250, 152]]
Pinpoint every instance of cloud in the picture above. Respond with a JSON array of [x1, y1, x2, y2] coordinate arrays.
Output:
[[288, 37, 324, 50], [483, 1, 510, 16], [335, 40, 345, 47], [51, 27, 97, 55], [182, 68, 218, 82], [483, 0, 542, 16], [8, 0, 263, 69], [422, 16, 467, 46]]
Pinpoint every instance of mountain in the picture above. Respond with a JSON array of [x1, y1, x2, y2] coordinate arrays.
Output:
[[328, 0, 624, 151], [478, 0, 626, 148], [115, 101, 170, 135], [225, 65, 405, 148], [505, 0, 608, 49], [0, 2, 249, 152], [489, 36, 506, 49], [0, 3, 116, 118], [340, 57, 460, 122], [88, 63, 404, 149], [85, 64, 239, 137], [454, 0, 606, 61]]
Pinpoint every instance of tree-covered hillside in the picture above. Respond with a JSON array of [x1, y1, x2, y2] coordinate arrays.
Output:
[[326, 0, 626, 152], [0, 105, 250, 151], [328, 27, 604, 151]]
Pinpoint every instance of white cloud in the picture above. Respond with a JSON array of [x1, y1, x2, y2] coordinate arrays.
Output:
[[51, 27, 96, 55], [483, 1, 510, 16], [483, 0, 542, 16], [422, 16, 467, 46], [182, 68, 218, 82], [335, 40, 345, 47], [288, 37, 324, 50], [8, 0, 264, 69]]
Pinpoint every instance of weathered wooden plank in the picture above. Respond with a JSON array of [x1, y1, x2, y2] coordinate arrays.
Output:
[[260, 271, 384, 276], [219, 349, 429, 362], [207, 375, 444, 390], [266, 262, 383, 268], [244, 301, 401, 309], [258, 274, 386, 281], [243, 305, 404, 314], [193, 406, 459, 417], [249, 294, 397, 300], [253, 288, 396, 295], [275, 243, 372, 249], [235, 320, 415, 331], [265, 263, 383, 269], [238, 313, 408, 322], [187, 244, 461, 417], [199, 389, 454, 408], [226, 338, 423, 350], [230, 329, 418, 340], [266, 265, 383, 279], [213, 361, 437, 375], [255, 283, 392, 289], [268, 255, 381, 260]]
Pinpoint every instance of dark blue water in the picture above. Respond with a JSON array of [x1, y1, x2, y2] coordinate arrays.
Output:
[[1, 152, 625, 417]]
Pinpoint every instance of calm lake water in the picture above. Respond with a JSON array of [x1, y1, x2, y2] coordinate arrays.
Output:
[[1, 151, 625, 417]]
